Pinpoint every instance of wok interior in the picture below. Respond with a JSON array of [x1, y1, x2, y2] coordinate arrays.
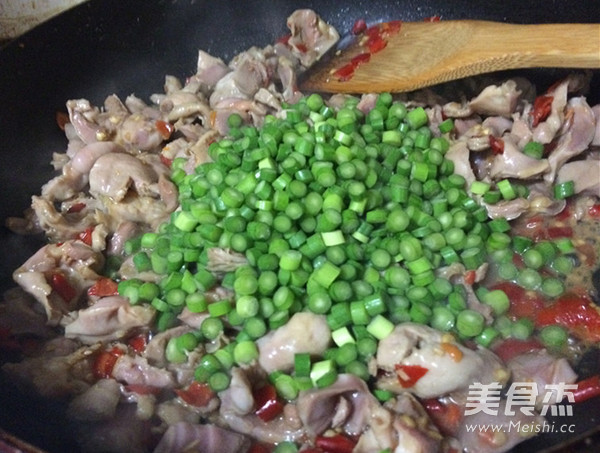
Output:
[[0, 0, 598, 451]]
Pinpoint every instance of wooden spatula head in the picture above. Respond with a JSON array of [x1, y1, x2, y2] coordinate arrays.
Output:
[[300, 20, 600, 93]]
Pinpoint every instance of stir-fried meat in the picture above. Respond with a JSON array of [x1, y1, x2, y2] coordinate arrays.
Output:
[[29, 195, 99, 242], [13, 240, 104, 325], [544, 96, 596, 182], [112, 353, 176, 389], [42, 141, 124, 201], [592, 104, 600, 145], [484, 197, 531, 220], [375, 324, 508, 399], [256, 312, 331, 374], [153, 422, 251, 453], [533, 78, 569, 144], [468, 80, 521, 117], [2, 341, 98, 398], [556, 158, 600, 197], [286, 9, 340, 67], [297, 374, 446, 452], [89, 153, 161, 202], [63, 296, 155, 344], [507, 349, 577, 407], [297, 374, 373, 437], [445, 141, 477, 187], [206, 247, 248, 273], [67, 378, 121, 422], [72, 404, 153, 453], [457, 399, 545, 453], [489, 135, 550, 180], [67, 99, 104, 144], [193, 50, 231, 91], [0, 287, 56, 338]]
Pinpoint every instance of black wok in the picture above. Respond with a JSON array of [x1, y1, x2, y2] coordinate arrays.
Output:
[[0, 0, 598, 451]]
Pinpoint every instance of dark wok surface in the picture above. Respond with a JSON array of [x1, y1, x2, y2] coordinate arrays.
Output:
[[0, 0, 598, 451]]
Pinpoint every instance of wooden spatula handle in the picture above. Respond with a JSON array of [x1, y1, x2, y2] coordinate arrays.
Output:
[[457, 21, 600, 69]]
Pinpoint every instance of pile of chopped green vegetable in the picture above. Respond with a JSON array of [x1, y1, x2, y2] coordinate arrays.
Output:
[[117, 92, 576, 395]]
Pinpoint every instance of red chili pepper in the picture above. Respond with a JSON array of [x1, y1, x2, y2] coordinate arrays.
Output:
[[247, 443, 273, 453], [588, 204, 600, 219], [67, 202, 86, 213], [385, 20, 403, 33], [128, 333, 148, 354], [535, 293, 600, 343], [315, 434, 356, 453], [395, 364, 428, 388], [492, 338, 544, 363], [55, 111, 70, 131], [124, 384, 162, 396], [555, 203, 572, 222], [49, 273, 77, 302], [155, 120, 174, 140], [525, 215, 544, 230], [572, 375, 600, 404], [253, 383, 284, 422], [531, 95, 554, 127], [160, 154, 173, 168], [545, 226, 573, 239], [367, 35, 387, 54], [87, 278, 119, 297], [352, 18, 367, 35], [364, 25, 381, 40], [422, 398, 462, 436], [295, 43, 308, 53], [77, 227, 94, 246], [350, 52, 371, 67], [175, 381, 215, 407], [93, 346, 125, 379], [276, 34, 291, 45], [463, 270, 476, 286], [512, 252, 525, 269], [488, 135, 504, 154], [334, 63, 356, 82]]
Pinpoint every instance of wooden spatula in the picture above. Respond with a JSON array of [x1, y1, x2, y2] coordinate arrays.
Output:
[[300, 20, 600, 93]]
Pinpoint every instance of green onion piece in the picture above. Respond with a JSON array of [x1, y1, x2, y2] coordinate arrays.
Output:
[[456, 309, 485, 337], [481, 289, 510, 315], [431, 306, 455, 331], [208, 300, 232, 317], [438, 118, 454, 134], [541, 277, 565, 297], [511, 318, 534, 340], [209, 371, 231, 392], [366, 315, 394, 340], [539, 325, 568, 349], [476, 326, 500, 348], [406, 107, 428, 129], [522, 141, 544, 159], [497, 179, 517, 200], [517, 268, 542, 290], [553, 181, 575, 200], [294, 353, 311, 378], [470, 180, 491, 195], [233, 340, 259, 365], [550, 255, 574, 276], [310, 359, 335, 386]]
